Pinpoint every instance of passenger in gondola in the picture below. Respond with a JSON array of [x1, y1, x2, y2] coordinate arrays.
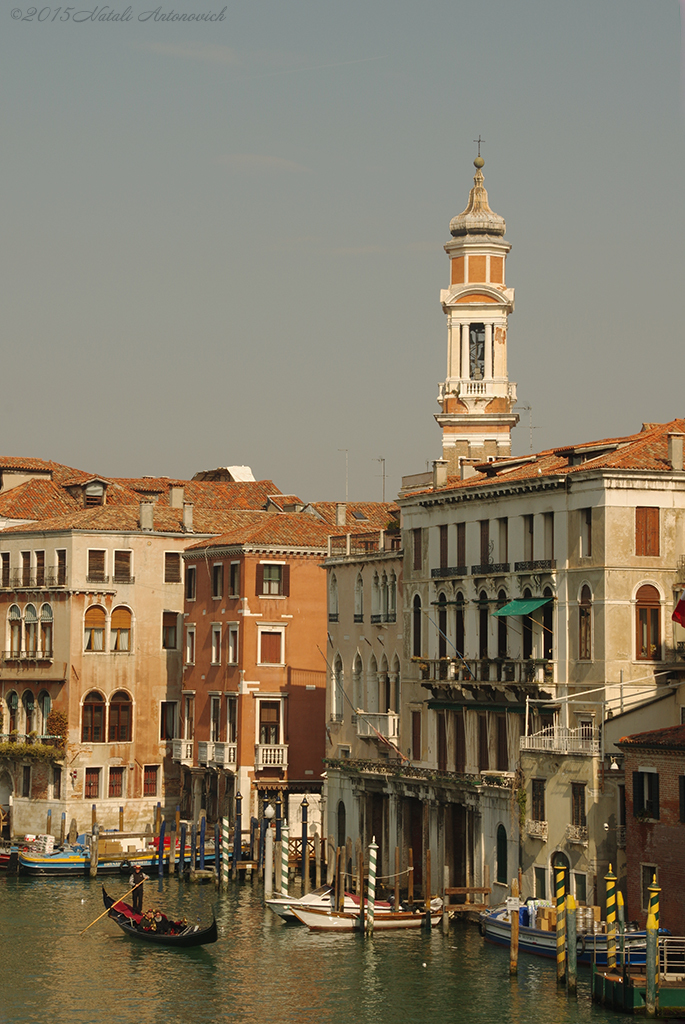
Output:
[[153, 910, 171, 934]]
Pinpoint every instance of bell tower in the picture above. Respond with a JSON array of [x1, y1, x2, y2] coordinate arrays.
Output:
[[436, 154, 518, 473]]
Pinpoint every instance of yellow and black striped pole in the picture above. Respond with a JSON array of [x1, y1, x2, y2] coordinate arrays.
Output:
[[648, 874, 661, 991], [555, 866, 566, 985], [605, 863, 617, 970]]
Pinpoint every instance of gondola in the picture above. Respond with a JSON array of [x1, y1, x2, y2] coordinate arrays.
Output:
[[102, 886, 218, 947]]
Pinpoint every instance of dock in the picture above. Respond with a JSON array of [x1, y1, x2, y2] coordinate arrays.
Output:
[[593, 937, 685, 1017]]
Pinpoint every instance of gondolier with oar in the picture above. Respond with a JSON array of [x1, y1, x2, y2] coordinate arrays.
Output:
[[129, 864, 149, 915]]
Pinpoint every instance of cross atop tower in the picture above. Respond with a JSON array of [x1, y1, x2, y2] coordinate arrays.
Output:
[[473, 135, 485, 158]]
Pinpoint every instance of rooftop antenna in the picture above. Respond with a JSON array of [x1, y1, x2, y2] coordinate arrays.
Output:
[[375, 457, 386, 502], [338, 449, 349, 502]]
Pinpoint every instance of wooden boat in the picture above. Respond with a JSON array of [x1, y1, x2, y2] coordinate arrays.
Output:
[[266, 884, 392, 922], [481, 907, 652, 966], [19, 842, 215, 876], [102, 887, 218, 947], [291, 904, 443, 932]]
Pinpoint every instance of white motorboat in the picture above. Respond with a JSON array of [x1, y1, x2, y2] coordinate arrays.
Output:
[[291, 904, 443, 932], [265, 884, 392, 922]]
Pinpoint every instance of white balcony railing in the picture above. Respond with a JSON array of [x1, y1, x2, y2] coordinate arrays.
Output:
[[525, 819, 549, 842], [198, 741, 215, 765], [520, 727, 600, 756], [255, 744, 288, 769], [212, 742, 237, 769], [172, 739, 194, 765], [356, 712, 400, 741], [566, 824, 588, 846]]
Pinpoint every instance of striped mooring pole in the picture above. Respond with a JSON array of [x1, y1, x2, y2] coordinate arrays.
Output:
[[555, 867, 566, 985], [158, 818, 166, 878], [221, 817, 230, 887], [605, 863, 617, 969], [280, 822, 289, 896], [366, 837, 378, 937], [648, 874, 661, 931]]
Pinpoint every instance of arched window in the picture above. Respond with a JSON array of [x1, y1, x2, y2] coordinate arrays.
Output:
[[455, 591, 465, 656], [110, 607, 132, 652], [109, 690, 132, 742], [579, 586, 592, 660], [479, 591, 489, 660], [352, 653, 363, 712], [337, 800, 346, 850], [329, 574, 339, 623], [84, 606, 106, 652], [6, 691, 18, 733], [333, 655, 344, 720], [636, 585, 661, 661], [388, 572, 397, 623], [497, 590, 508, 659], [522, 588, 533, 660], [8, 605, 21, 657], [38, 690, 51, 735], [391, 654, 401, 714], [379, 654, 390, 713], [371, 573, 380, 622], [412, 595, 422, 658], [354, 574, 364, 622], [24, 605, 38, 655], [543, 588, 554, 661], [40, 604, 53, 657], [82, 691, 105, 742], [496, 823, 507, 884], [380, 573, 388, 621], [22, 690, 35, 735]]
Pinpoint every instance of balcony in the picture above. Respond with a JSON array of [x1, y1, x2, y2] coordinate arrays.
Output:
[[255, 744, 288, 770], [431, 565, 468, 579], [86, 574, 109, 585], [356, 712, 399, 741], [171, 739, 194, 766], [3, 650, 54, 663], [415, 657, 552, 685], [211, 742, 237, 769], [514, 559, 556, 573], [520, 727, 599, 756], [197, 741, 214, 765], [525, 819, 549, 842], [4, 567, 67, 590], [113, 574, 135, 585], [566, 824, 588, 846], [471, 563, 510, 576]]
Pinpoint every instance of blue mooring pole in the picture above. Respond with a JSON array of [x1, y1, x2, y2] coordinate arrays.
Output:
[[190, 822, 197, 870], [179, 823, 187, 876], [199, 815, 206, 870], [158, 818, 166, 878], [301, 797, 309, 885]]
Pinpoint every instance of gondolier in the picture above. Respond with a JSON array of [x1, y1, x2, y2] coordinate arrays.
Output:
[[129, 864, 149, 914]]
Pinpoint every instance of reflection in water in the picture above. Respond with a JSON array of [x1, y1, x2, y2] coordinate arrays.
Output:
[[0, 876, 634, 1024]]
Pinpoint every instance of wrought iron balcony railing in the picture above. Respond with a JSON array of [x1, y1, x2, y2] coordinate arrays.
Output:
[[430, 565, 468, 579], [471, 563, 510, 576], [514, 559, 556, 572], [525, 819, 549, 842], [521, 727, 599, 756]]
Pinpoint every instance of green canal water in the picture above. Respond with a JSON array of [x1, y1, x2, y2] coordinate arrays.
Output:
[[0, 874, 635, 1024]]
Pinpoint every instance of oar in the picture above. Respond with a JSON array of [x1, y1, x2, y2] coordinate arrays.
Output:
[[80, 882, 142, 936]]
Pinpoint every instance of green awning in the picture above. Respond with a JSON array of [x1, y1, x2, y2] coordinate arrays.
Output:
[[492, 598, 552, 617]]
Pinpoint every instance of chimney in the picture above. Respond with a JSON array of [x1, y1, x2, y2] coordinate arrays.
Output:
[[139, 501, 154, 532], [668, 433, 685, 472], [336, 503, 346, 527], [182, 502, 194, 533], [169, 485, 185, 509], [432, 459, 448, 489], [460, 462, 477, 481]]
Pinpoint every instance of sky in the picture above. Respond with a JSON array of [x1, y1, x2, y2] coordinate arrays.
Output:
[[1, 0, 684, 503]]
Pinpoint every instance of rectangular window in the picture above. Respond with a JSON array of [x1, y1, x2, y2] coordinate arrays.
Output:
[[21, 551, 31, 587], [211, 624, 221, 665], [439, 524, 448, 570], [228, 624, 239, 664], [210, 696, 221, 743], [212, 563, 223, 599], [227, 696, 237, 744], [524, 515, 534, 561], [185, 565, 196, 601], [143, 765, 159, 797], [53, 766, 61, 800], [412, 528, 422, 572], [184, 695, 194, 740], [641, 865, 658, 912], [574, 873, 587, 904], [256, 563, 289, 596], [478, 714, 489, 771], [498, 518, 508, 564], [581, 508, 592, 557], [496, 715, 507, 771], [162, 612, 178, 650], [22, 765, 31, 798], [160, 701, 177, 740], [108, 767, 125, 799], [412, 710, 421, 761], [534, 866, 547, 900], [35, 550, 45, 587], [480, 520, 490, 567], [185, 626, 196, 665], [164, 552, 181, 584], [87, 549, 106, 583], [259, 701, 280, 745], [56, 549, 67, 586], [84, 767, 100, 799], [633, 770, 659, 819], [532, 779, 546, 821], [113, 550, 133, 583], [544, 512, 554, 561], [229, 562, 240, 597], [259, 629, 283, 665], [636, 507, 660, 556], [571, 782, 586, 827], [0, 552, 9, 588], [456, 523, 466, 567]]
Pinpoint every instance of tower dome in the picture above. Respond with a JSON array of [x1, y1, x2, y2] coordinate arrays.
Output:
[[449, 158, 506, 238]]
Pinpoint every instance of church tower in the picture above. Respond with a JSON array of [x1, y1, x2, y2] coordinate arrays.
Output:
[[436, 155, 518, 473]]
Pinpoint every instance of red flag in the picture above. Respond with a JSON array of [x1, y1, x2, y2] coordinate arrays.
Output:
[[673, 589, 685, 627]]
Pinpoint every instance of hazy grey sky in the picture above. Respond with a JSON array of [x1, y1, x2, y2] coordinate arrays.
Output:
[[1, 0, 683, 502]]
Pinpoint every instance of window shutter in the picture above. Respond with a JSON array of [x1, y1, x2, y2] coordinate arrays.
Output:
[[111, 607, 131, 630], [652, 772, 660, 820], [255, 563, 264, 596], [85, 606, 106, 628], [646, 508, 659, 556], [633, 771, 644, 816], [165, 552, 181, 583], [260, 631, 281, 664], [114, 551, 131, 578], [282, 564, 290, 596]]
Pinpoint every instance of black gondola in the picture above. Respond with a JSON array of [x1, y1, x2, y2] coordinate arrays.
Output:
[[102, 886, 218, 947]]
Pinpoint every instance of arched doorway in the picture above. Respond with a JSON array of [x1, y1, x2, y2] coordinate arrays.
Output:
[[496, 823, 508, 884]]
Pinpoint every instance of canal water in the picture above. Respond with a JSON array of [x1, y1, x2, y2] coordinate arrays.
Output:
[[0, 874, 634, 1024]]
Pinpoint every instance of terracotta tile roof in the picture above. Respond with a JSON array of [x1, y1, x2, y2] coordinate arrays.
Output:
[[618, 724, 685, 750], [306, 501, 400, 532], [1, 506, 272, 537], [186, 513, 330, 552], [0, 457, 54, 472], [0, 479, 80, 520], [109, 478, 283, 510], [403, 419, 685, 498]]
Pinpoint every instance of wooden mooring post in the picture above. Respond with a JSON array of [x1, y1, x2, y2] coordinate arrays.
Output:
[[394, 847, 401, 912], [509, 878, 519, 976], [314, 832, 321, 889], [89, 823, 99, 878], [407, 848, 414, 906], [46, 809, 52, 835], [119, 806, 124, 833]]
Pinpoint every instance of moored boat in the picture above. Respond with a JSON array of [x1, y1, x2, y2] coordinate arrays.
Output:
[[102, 886, 218, 947], [291, 904, 443, 932], [19, 840, 216, 876], [266, 883, 392, 922]]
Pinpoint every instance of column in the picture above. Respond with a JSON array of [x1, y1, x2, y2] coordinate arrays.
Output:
[[484, 323, 493, 380], [461, 323, 470, 380]]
